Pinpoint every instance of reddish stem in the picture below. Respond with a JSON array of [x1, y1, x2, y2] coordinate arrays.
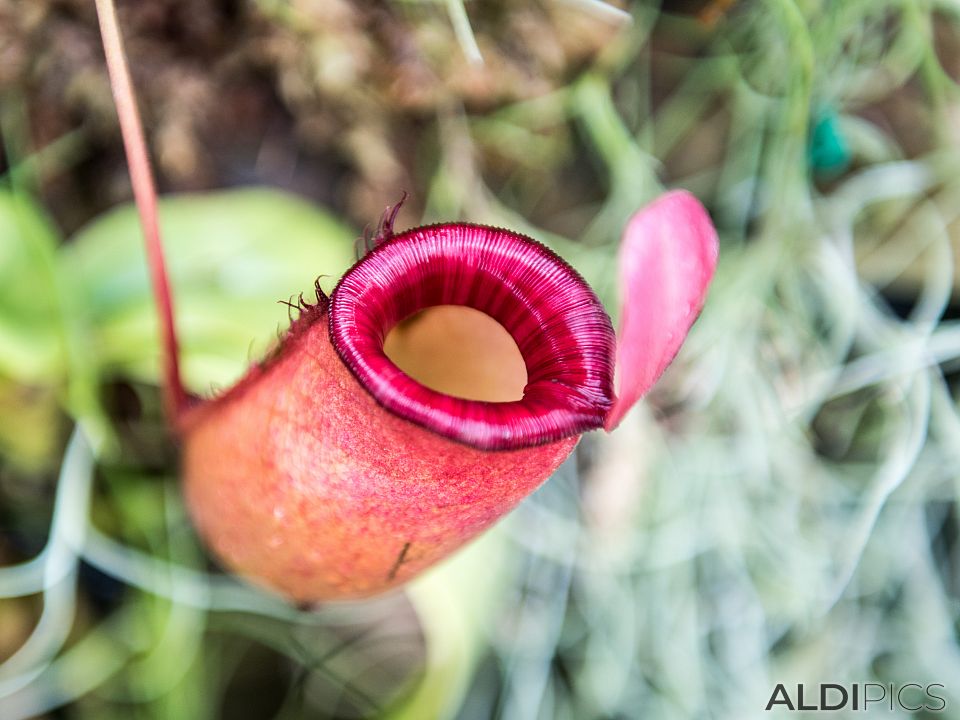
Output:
[[94, 0, 187, 423]]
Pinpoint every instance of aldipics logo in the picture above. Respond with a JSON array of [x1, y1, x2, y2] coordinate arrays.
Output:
[[765, 683, 947, 712]]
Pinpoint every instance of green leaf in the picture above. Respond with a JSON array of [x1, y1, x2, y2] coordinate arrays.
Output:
[[0, 190, 63, 382], [63, 189, 357, 391]]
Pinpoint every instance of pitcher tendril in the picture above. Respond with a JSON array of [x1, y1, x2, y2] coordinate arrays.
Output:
[[95, 0, 187, 421]]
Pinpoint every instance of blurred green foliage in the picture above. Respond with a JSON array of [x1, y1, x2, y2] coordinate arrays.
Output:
[[0, 187, 356, 465], [0, 191, 62, 383], [64, 189, 356, 392]]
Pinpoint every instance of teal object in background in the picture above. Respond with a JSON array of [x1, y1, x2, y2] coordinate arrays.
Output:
[[809, 108, 851, 178]]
